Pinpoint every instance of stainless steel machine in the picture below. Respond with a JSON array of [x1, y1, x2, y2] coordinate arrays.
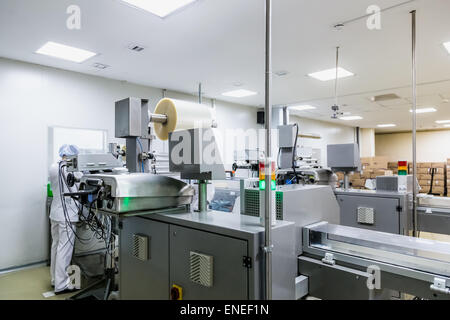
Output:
[[299, 222, 450, 299], [119, 212, 296, 300], [334, 189, 411, 235], [416, 195, 450, 236], [241, 184, 340, 255]]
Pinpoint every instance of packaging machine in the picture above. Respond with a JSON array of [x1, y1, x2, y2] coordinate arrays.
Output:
[[64, 99, 450, 300]]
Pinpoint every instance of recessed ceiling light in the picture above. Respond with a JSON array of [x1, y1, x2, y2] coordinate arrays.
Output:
[[409, 107, 437, 114], [289, 105, 316, 111], [436, 120, 450, 124], [444, 124, 450, 128], [340, 116, 362, 121], [36, 41, 96, 63], [222, 89, 257, 98], [377, 124, 396, 128], [121, 0, 197, 18], [443, 42, 450, 54], [308, 67, 354, 81]]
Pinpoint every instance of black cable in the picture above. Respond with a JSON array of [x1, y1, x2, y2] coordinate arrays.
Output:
[[292, 124, 300, 184]]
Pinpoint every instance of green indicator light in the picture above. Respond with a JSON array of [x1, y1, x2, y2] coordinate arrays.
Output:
[[47, 183, 53, 197], [259, 180, 266, 190], [271, 180, 276, 190], [123, 197, 130, 209]]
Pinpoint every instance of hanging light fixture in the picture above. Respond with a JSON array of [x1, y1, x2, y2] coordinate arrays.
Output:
[[331, 46, 344, 119]]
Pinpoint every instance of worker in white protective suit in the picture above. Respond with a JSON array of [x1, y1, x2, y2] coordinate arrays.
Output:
[[49, 144, 83, 294]]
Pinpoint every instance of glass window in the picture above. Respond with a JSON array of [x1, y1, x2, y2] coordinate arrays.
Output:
[[49, 126, 107, 164]]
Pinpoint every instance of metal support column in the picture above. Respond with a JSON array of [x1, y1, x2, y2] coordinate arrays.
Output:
[[197, 82, 208, 213], [411, 10, 418, 237], [264, 0, 273, 300]]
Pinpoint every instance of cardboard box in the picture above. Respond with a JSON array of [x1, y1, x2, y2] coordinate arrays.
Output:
[[369, 170, 392, 179], [387, 162, 398, 168], [419, 174, 432, 180], [360, 156, 388, 169], [433, 174, 445, 180], [361, 171, 372, 179], [432, 168, 445, 175], [410, 168, 431, 174], [432, 162, 446, 169], [350, 172, 361, 180], [351, 179, 366, 187], [431, 186, 445, 194], [419, 162, 432, 168], [419, 180, 431, 186]]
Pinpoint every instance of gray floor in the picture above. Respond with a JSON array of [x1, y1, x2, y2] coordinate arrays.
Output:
[[0, 266, 77, 300]]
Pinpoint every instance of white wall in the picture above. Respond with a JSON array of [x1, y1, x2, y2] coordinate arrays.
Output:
[[360, 128, 375, 158], [0, 57, 259, 270], [290, 115, 356, 167], [376, 130, 450, 162]]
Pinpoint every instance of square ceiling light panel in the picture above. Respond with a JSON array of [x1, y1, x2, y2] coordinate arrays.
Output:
[[289, 105, 316, 111], [308, 67, 354, 81], [409, 108, 437, 114], [377, 124, 396, 128], [122, 0, 197, 18], [36, 42, 97, 63], [340, 116, 363, 121], [222, 89, 257, 98]]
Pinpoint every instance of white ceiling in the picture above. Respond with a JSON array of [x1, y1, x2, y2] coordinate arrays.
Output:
[[1, 0, 450, 132]]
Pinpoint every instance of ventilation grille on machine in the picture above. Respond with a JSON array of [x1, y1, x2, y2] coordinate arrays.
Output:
[[243, 189, 283, 220], [132, 234, 149, 261], [357, 207, 375, 225], [190, 252, 213, 288]]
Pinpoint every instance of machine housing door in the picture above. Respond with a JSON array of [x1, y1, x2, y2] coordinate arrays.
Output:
[[337, 195, 400, 234], [119, 217, 169, 299], [170, 225, 249, 299]]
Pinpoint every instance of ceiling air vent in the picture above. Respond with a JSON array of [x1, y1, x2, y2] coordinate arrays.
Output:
[[127, 44, 146, 52], [92, 63, 109, 69], [370, 93, 401, 102]]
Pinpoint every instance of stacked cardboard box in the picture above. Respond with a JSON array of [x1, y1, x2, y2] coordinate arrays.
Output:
[[361, 156, 388, 171], [387, 162, 399, 175], [410, 162, 446, 195], [447, 159, 450, 197], [335, 157, 392, 190]]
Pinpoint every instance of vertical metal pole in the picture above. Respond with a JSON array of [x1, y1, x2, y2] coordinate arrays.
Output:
[[197, 82, 208, 213], [344, 173, 350, 191], [411, 10, 418, 237], [334, 46, 340, 107], [282, 106, 288, 125], [264, 0, 273, 300], [198, 180, 208, 213]]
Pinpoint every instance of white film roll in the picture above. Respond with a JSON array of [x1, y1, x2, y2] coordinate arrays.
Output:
[[153, 98, 214, 140]]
